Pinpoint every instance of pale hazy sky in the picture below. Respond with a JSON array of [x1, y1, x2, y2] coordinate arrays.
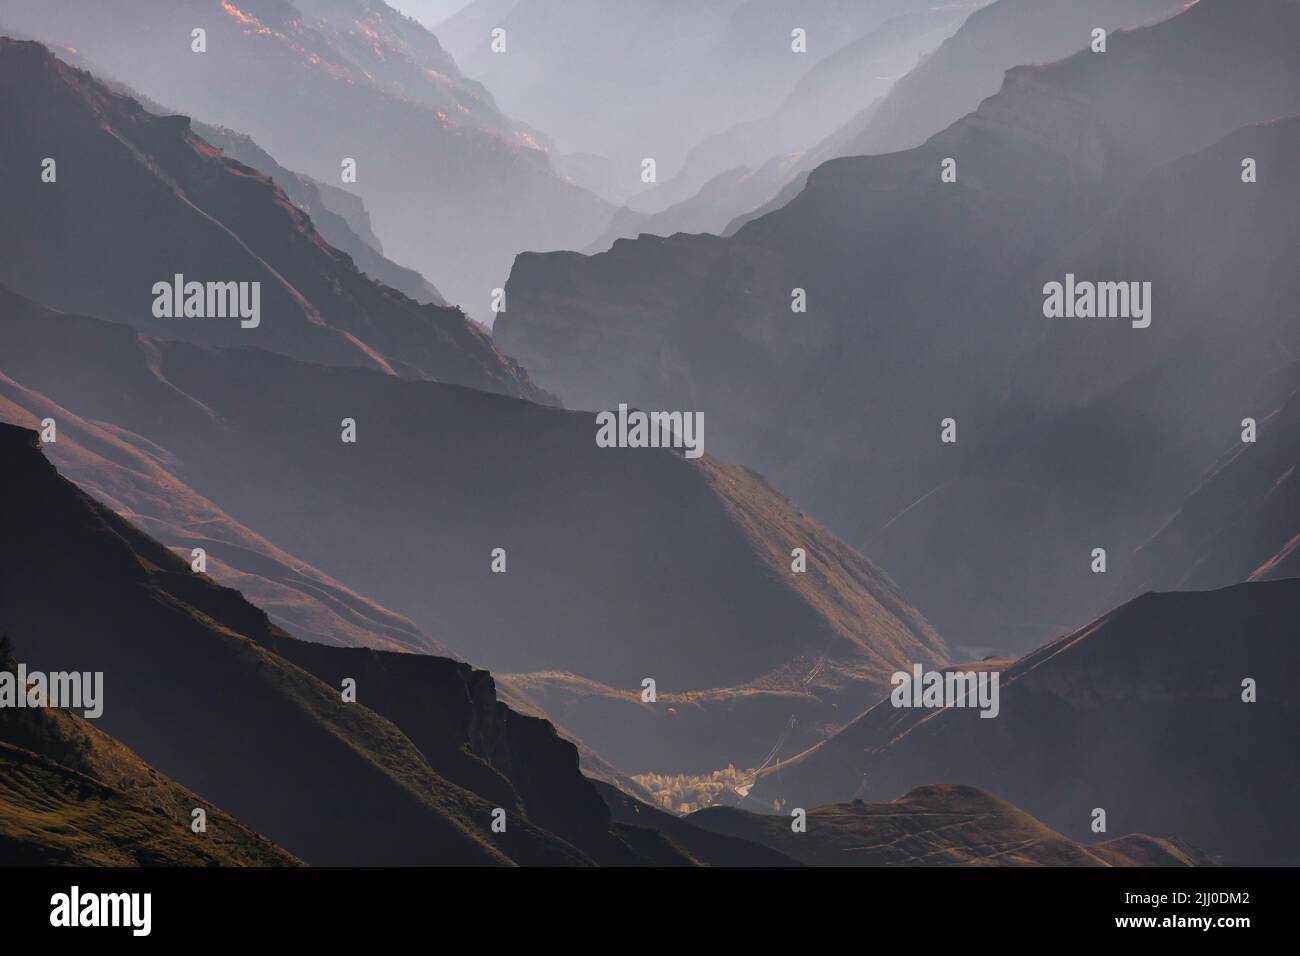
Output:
[[384, 0, 476, 31]]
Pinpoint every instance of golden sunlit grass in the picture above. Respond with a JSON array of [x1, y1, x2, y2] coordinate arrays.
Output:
[[220, 1, 259, 27]]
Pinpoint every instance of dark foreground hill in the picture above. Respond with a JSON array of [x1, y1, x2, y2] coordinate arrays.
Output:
[[0, 637, 298, 866], [0, 423, 693, 865]]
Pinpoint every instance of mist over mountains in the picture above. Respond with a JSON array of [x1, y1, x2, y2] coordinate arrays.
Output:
[[0, 0, 612, 317], [592, 0, 1188, 249], [0, 38, 538, 394], [753, 579, 1300, 865], [1, 0, 1297, 874], [0, 282, 948, 775], [442, 1, 936, 198], [498, 0, 1300, 655]]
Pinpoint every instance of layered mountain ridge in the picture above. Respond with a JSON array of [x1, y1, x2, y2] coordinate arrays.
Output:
[[753, 580, 1300, 865], [0, 37, 541, 396], [688, 784, 1209, 867], [619, 0, 1187, 248], [0, 0, 614, 315], [0, 284, 948, 775], [497, 0, 1300, 653], [0, 422, 692, 865]]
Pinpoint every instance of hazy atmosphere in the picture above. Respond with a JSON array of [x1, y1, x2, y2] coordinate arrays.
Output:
[[0, 0, 1295, 928]]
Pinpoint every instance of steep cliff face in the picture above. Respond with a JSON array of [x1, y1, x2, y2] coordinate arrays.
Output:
[[0, 38, 543, 396], [260, 638, 646, 865], [497, 0, 1300, 652], [0, 423, 689, 865]]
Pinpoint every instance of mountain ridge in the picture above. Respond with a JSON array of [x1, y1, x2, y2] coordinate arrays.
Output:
[[0, 421, 695, 866]]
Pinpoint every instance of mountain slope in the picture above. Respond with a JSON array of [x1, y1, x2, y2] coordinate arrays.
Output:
[[600, 3, 979, 243], [591, 778, 800, 867], [0, 37, 540, 395], [837, 0, 1185, 161], [46, 41, 452, 308], [0, 0, 612, 316], [688, 785, 1208, 867], [720, 0, 1186, 237], [0, 286, 947, 774], [0, 650, 299, 866], [0, 742, 281, 866], [0, 421, 692, 865], [191, 120, 449, 307], [0, 369, 440, 654], [1117, 366, 1300, 593], [753, 582, 1300, 865], [35, 39, 447, 306], [498, 0, 1300, 653]]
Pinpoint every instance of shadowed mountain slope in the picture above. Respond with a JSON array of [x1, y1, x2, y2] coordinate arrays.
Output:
[[190, 120, 448, 308], [0, 372, 440, 655], [52, 44, 453, 309], [498, 0, 1300, 653], [836, 0, 1186, 162], [753, 581, 1300, 866], [33, 37, 449, 307], [714, 0, 1186, 239], [687, 785, 1208, 867], [0, 642, 299, 866], [1117, 369, 1300, 592], [0, 287, 947, 774], [0, 0, 613, 316], [0, 422, 697, 865], [596, 3, 981, 245], [591, 778, 799, 867], [0, 37, 539, 396]]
